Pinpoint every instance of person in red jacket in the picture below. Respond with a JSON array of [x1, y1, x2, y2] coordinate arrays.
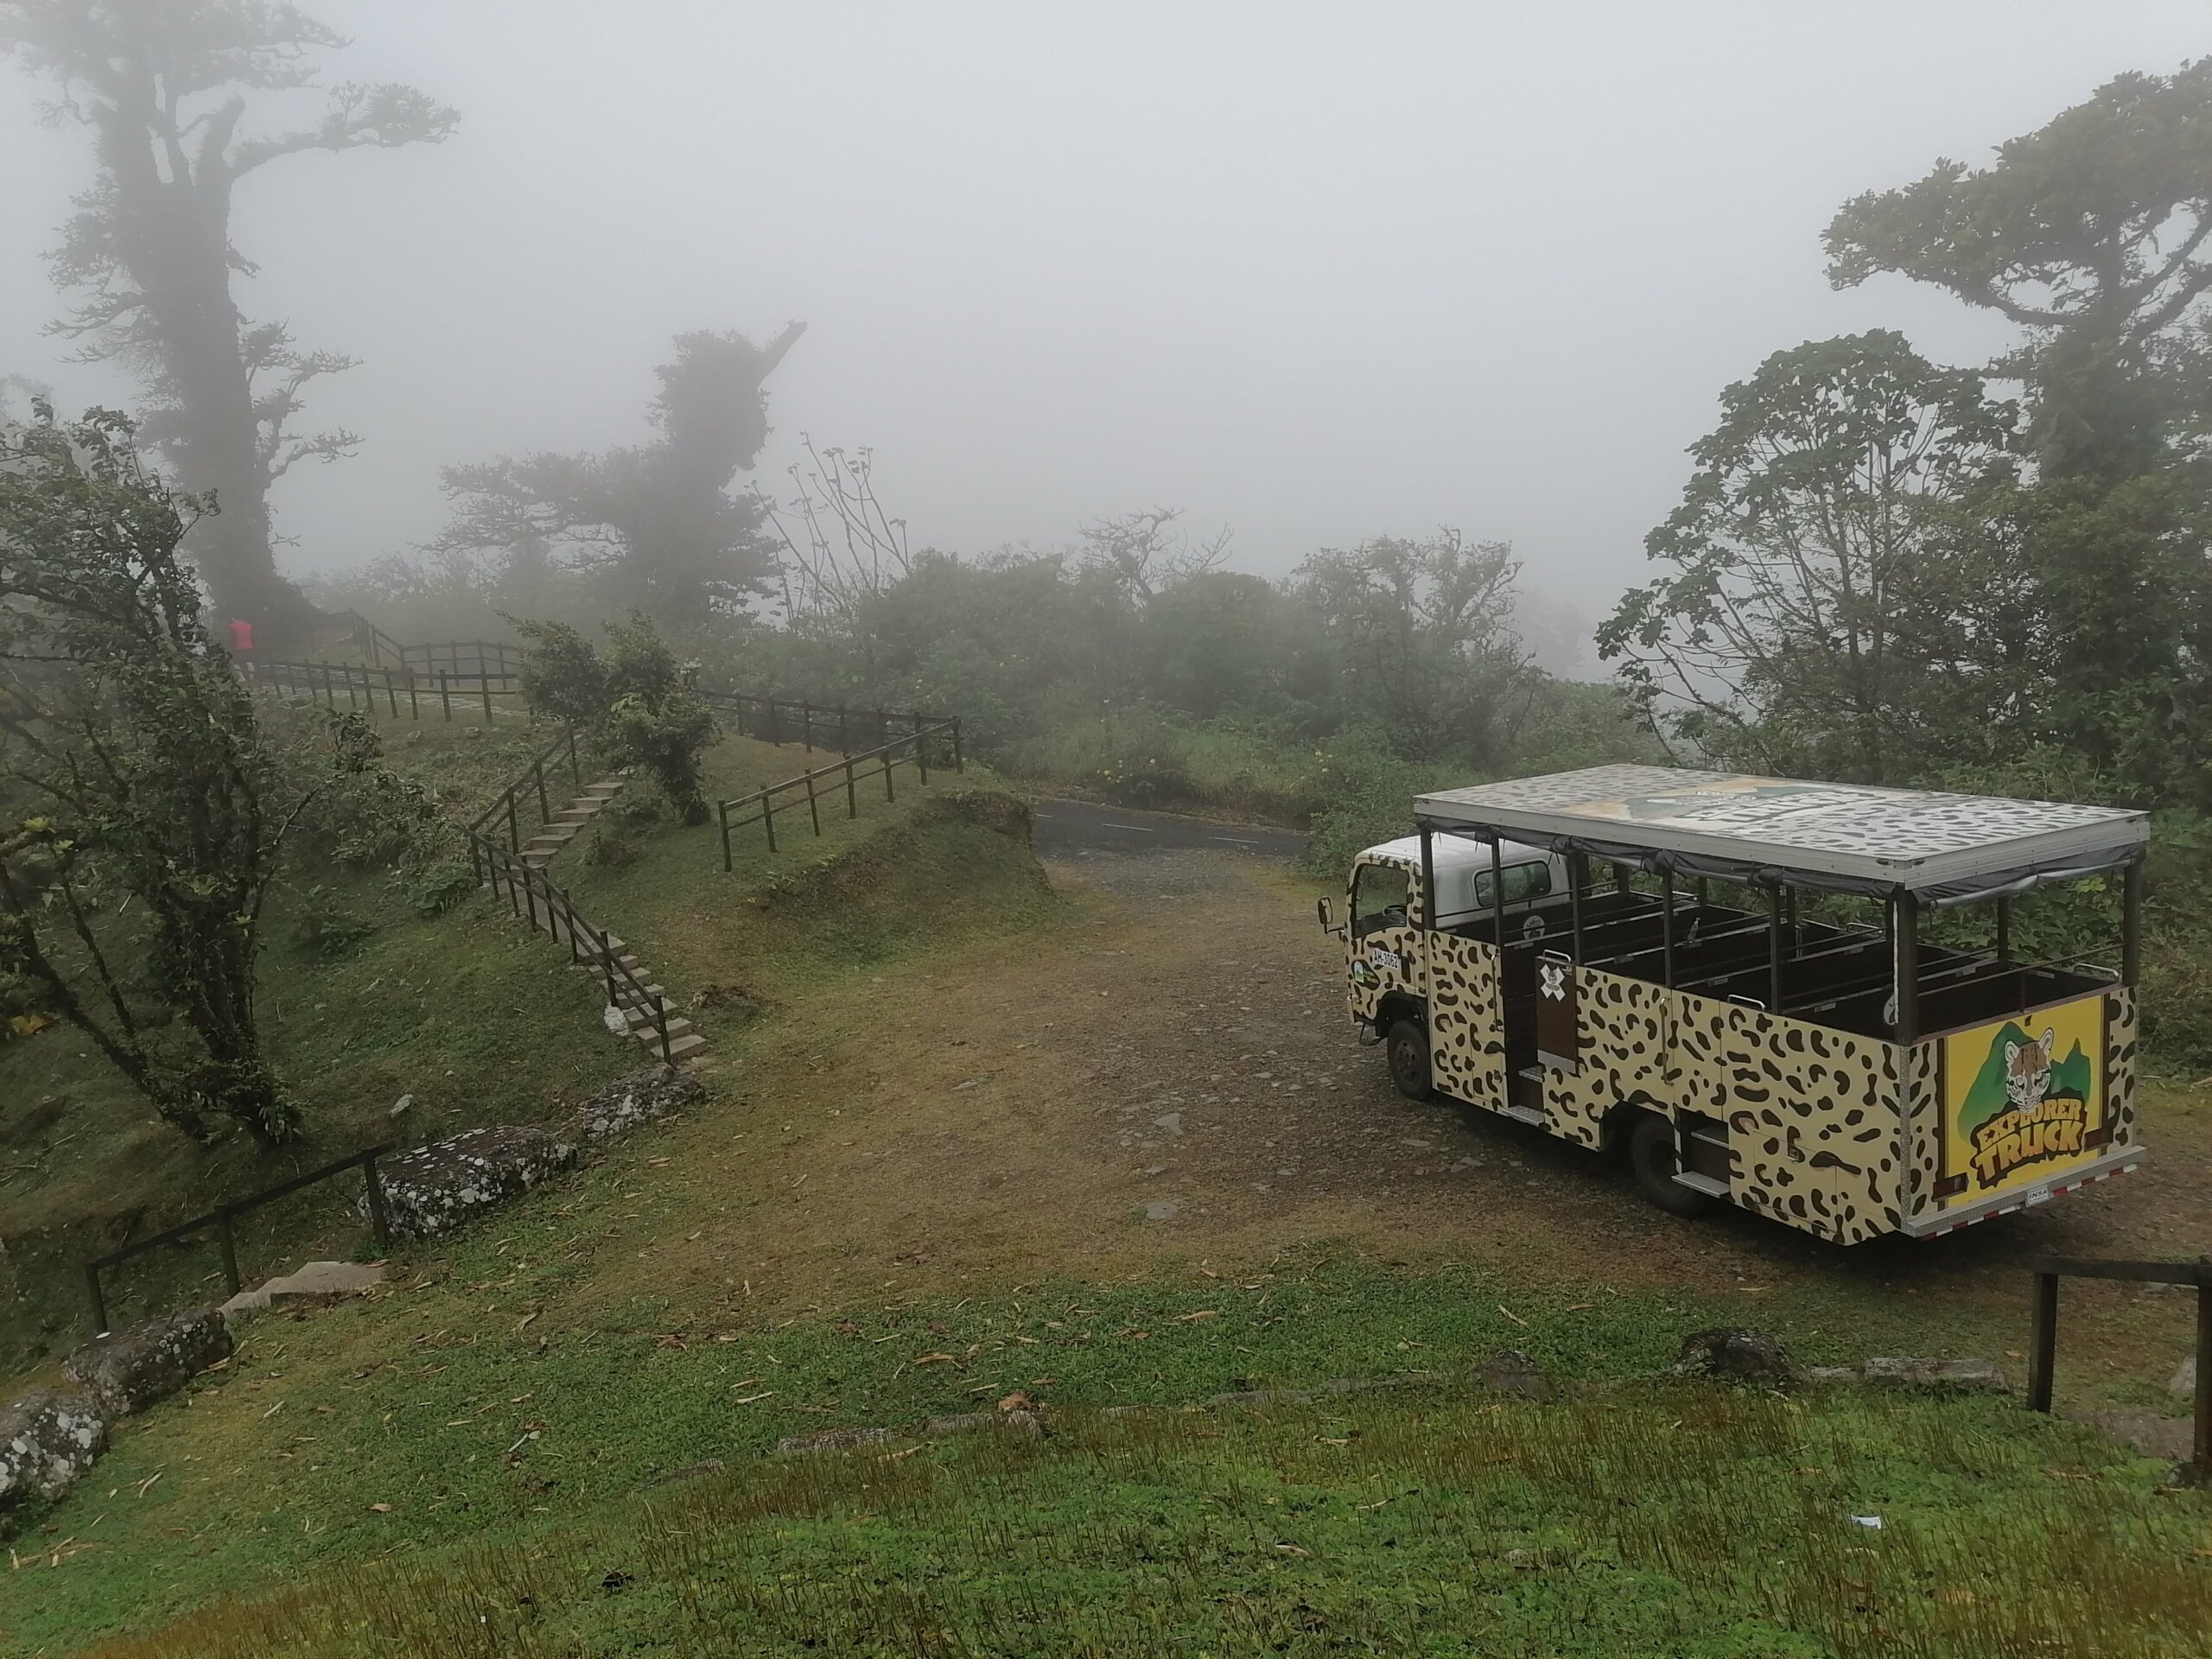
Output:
[[227, 617, 255, 659]]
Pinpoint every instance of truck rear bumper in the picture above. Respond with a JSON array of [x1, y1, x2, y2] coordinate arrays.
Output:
[[1898, 1146, 2147, 1238]]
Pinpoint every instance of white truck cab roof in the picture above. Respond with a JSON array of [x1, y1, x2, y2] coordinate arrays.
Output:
[[1357, 835, 1559, 932]]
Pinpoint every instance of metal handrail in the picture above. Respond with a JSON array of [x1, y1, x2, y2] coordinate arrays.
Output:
[[715, 716, 963, 871], [472, 830, 673, 1064], [81, 1142, 394, 1335]]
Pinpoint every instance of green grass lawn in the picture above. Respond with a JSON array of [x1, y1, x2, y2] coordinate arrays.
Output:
[[29, 1299, 2211, 1657], [10, 723, 2209, 1656]]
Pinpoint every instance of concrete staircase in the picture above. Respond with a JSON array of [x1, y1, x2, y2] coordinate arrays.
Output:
[[496, 774, 709, 1065], [518, 777, 626, 869]]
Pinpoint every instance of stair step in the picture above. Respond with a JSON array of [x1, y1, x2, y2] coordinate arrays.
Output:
[[659, 1033, 709, 1060], [625, 1014, 695, 1039]]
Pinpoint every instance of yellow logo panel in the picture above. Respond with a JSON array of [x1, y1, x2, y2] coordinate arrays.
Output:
[[1941, 993, 2105, 1203]]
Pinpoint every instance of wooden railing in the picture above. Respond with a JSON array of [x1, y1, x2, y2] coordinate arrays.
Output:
[[471, 830, 675, 1064], [2029, 1255, 2210, 1479], [467, 728, 586, 868], [715, 714, 962, 870], [703, 691, 955, 759], [82, 1143, 394, 1335], [245, 657, 523, 723]]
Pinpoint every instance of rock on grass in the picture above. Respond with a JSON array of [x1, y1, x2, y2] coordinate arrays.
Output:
[[0, 1390, 106, 1513], [575, 1065, 706, 1141], [365, 1126, 577, 1242], [63, 1309, 232, 1418]]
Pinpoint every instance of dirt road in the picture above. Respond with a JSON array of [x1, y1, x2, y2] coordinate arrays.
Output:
[[615, 828, 2207, 1421]]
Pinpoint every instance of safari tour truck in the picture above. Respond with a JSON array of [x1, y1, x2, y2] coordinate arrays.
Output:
[[1324, 764, 2148, 1244]]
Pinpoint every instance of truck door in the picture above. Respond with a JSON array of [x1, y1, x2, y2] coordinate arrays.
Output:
[[1346, 859, 1425, 1029]]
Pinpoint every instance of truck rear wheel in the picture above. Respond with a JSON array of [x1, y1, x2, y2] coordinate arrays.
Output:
[[1629, 1112, 1712, 1218], [1385, 1018, 1431, 1100]]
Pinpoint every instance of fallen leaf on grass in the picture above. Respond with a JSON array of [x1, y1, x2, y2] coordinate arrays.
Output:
[[1174, 1310, 1218, 1324], [367, 1503, 392, 1514], [1274, 1542, 1311, 1556], [1497, 1306, 1529, 1328], [1119, 1330, 1151, 1341], [912, 1352, 956, 1365], [732, 1391, 775, 1406], [515, 1313, 538, 1332]]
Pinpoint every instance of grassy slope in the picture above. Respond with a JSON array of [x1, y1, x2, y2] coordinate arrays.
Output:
[[7, 731, 2209, 1655], [2, 720, 636, 1381]]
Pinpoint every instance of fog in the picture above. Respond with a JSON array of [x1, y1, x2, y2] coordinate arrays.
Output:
[[3, 1, 2205, 657]]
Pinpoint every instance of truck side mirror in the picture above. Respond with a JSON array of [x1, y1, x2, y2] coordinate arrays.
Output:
[[1317, 896, 1338, 935]]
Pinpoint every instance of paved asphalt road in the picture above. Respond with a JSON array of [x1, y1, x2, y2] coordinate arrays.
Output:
[[1030, 798, 1306, 860]]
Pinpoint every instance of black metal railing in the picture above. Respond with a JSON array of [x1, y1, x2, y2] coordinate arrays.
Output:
[[82, 1143, 394, 1335], [470, 830, 674, 1064], [467, 728, 586, 870], [715, 715, 963, 871]]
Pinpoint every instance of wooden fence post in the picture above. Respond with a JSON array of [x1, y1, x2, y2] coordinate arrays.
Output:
[[215, 1211, 242, 1295], [2027, 1270, 2059, 1414], [845, 757, 858, 818], [84, 1262, 109, 1336], [915, 713, 930, 785], [2196, 1257, 2212, 1477], [805, 771, 822, 836], [720, 799, 733, 873], [364, 1155, 391, 1252]]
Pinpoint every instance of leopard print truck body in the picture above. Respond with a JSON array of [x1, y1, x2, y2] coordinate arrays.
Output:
[[1668, 989, 1904, 1244], [1542, 968, 1665, 1149], [1534, 969, 1904, 1243], [1427, 932, 1506, 1111], [2106, 984, 2139, 1149]]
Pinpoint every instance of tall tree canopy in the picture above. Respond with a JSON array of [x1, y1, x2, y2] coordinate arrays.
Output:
[[0, 0, 456, 631], [1825, 60, 2212, 480], [1599, 333, 2024, 782], [437, 323, 806, 620], [1822, 64, 2212, 803]]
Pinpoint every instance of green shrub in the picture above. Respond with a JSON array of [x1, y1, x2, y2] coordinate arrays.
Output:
[[291, 906, 377, 960], [403, 861, 478, 917]]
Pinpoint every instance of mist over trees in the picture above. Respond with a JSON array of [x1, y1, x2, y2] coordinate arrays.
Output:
[[1609, 60, 2212, 812], [435, 323, 808, 622], [0, 0, 455, 632]]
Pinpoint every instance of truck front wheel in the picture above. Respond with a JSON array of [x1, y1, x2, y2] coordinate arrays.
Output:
[[1385, 1018, 1431, 1101], [1628, 1113, 1712, 1218]]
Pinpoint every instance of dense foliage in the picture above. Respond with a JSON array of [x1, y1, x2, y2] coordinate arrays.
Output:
[[516, 613, 719, 823], [1605, 61, 2212, 1065], [0, 409, 430, 1142]]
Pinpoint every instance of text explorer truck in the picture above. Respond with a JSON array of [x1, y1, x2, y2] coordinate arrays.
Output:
[[1321, 764, 2149, 1244]]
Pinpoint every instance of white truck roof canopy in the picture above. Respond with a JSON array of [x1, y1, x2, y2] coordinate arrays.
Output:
[[1413, 764, 2147, 899]]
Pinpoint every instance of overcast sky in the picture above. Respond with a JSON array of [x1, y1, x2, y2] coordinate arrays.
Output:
[[3, 1, 2207, 658]]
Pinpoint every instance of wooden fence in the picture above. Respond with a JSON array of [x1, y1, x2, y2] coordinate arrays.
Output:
[[471, 830, 677, 1064], [245, 657, 524, 723], [715, 713, 963, 870], [468, 728, 586, 866], [82, 1143, 393, 1335], [2029, 1254, 2210, 1479]]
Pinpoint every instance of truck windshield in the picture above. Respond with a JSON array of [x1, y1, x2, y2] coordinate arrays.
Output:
[[1352, 863, 1410, 938]]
